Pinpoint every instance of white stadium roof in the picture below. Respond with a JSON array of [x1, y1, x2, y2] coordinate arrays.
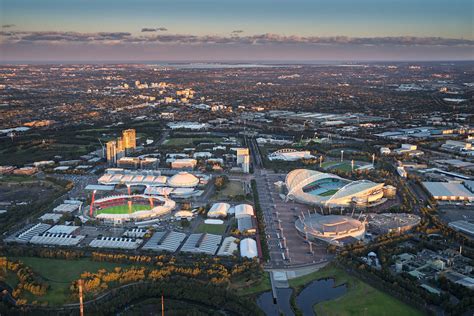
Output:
[[286, 169, 384, 207]]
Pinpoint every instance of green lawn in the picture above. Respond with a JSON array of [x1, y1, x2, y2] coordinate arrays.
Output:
[[319, 189, 339, 197], [164, 137, 223, 146], [96, 204, 151, 215], [11, 257, 134, 306], [195, 223, 227, 235], [4, 271, 19, 289], [0, 174, 35, 183], [288, 264, 422, 316], [321, 161, 340, 169], [214, 180, 245, 200], [234, 272, 272, 296]]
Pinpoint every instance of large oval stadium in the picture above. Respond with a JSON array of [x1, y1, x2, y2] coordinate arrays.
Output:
[[90, 194, 176, 223], [286, 169, 384, 207]]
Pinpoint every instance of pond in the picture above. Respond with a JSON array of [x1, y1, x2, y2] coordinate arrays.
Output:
[[257, 279, 347, 316], [296, 278, 347, 315]]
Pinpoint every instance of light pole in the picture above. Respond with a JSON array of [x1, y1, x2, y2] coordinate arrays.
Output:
[[341, 150, 344, 162]]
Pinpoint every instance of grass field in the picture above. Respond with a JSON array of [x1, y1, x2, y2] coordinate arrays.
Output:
[[319, 189, 339, 197], [288, 264, 422, 316], [164, 137, 223, 146], [195, 223, 227, 235], [233, 272, 272, 296], [96, 204, 151, 215], [214, 180, 245, 200], [11, 257, 134, 306]]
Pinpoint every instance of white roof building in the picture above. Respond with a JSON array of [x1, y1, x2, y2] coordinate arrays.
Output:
[[234, 204, 254, 219], [39, 213, 63, 223], [240, 238, 258, 258], [422, 182, 474, 202], [47, 225, 79, 235], [268, 149, 315, 161], [207, 203, 230, 218], [217, 236, 238, 256]]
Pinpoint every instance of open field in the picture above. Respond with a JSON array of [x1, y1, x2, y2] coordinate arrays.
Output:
[[195, 223, 227, 235], [214, 180, 245, 200], [11, 257, 134, 306], [288, 264, 422, 316], [233, 272, 271, 296], [164, 137, 223, 146], [96, 204, 151, 215]]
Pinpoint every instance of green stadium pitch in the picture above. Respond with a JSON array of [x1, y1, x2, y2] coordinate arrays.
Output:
[[96, 204, 151, 215]]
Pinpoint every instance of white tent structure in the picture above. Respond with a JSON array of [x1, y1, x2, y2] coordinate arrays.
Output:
[[240, 238, 258, 258]]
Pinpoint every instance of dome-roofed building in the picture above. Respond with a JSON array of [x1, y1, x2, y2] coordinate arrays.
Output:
[[167, 172, 199, 188], [286, 169, 384, 207], [295, 214, 365, 245]]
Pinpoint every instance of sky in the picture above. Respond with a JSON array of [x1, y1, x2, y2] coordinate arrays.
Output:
[[1, 0, 473, 62]]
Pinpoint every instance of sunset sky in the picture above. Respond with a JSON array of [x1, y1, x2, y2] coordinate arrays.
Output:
[[1, 0, 473, 62]]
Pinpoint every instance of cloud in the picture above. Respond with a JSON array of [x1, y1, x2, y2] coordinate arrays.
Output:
[[231, 30, 244, 34], [2, 24, 15, 28], [1, 30, 472, 47], [141, 27, 168, 32]]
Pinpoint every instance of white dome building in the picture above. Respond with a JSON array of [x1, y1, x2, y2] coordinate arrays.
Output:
[[167, 172, 199, 188], [295, 214, 365, 245], [286, 169, 384, 207]]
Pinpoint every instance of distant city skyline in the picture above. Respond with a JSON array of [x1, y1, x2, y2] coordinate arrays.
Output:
[[1, 0, 473, 61]]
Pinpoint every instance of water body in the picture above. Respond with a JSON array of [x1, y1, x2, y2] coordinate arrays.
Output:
[[257, 279, 347, 316], [257, 288, 294, 316], [296, 279, 347, 316]]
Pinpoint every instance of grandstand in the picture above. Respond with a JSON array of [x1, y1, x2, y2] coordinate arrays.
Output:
[[91, 194, 175, 223]]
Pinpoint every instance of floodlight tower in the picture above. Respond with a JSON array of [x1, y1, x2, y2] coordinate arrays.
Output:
[[372, 153, 375, 167], [319, 155, 323, 168], [78, 280, 84, 316], [341, 150, 344, 162], [351, 159, 354, 172], [149, 196, 154, 209], [128, 200, 133, 214], [89, 190, 97, 217]]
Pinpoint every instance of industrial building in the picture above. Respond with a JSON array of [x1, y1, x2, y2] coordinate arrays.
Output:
[[422, 181, 474, 202]]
